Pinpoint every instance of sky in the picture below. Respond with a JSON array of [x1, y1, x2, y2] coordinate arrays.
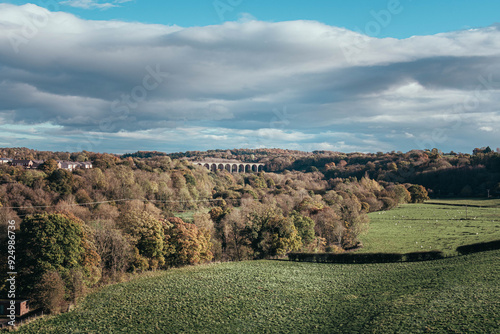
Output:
[[0, 1, 499, 154]]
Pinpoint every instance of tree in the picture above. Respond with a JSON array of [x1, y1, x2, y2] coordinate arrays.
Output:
[[408, 184, 429, 203], [338, 197, 369, 249], [118, 210, 165, 271], [313, 206, 343, 246], [164, 217, 213, 267], [221, 210, 251, 261], [35, 271, 65, 314], [47, 169, 74, 195], [17, 213, 101, 300], [94, 227, 133, 278], [289, 211, 315, 246], [209, 205, 230, 256], [391, 184, 411, 205], [244, 204, 302, 259], [39, 159, 59, 174]]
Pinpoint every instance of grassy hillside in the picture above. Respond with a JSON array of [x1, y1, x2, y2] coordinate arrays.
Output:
[[360, 202, 500, 255], [17, 250, 500, 333]]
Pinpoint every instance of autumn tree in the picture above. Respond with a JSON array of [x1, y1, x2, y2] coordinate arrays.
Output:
[[312, 206, 343, 246], [39, 159, 59, 174], [221, 209, 252, 261], [244, 204, 302, 259], [118, 210, 165, 271], [164, 217, 213, 266], [35, 271, 66, 314], [408, 184, 430, 203], [94, 226, 133, 280], [209, 203, 230, 256]]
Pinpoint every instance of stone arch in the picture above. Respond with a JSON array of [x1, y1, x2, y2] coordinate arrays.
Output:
[[203, 163, 210, 170], [239, 165, 245, 173], [258, 165, 264, 172], [218, 164, 224, 171], [232, 164, 238, 173], [252, 164, 257, 172], [225, 164, 231, 172], [211, 164, 217, 172], [245, 164, 251, 173]]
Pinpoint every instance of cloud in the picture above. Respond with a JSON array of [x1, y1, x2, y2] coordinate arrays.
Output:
[[0, 4, 499, 153], [59, 0, 133, 10]]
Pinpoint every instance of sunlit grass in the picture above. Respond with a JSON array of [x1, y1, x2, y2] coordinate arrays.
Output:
[[360, 202, 500, 255], [17, 251, 500, 333]]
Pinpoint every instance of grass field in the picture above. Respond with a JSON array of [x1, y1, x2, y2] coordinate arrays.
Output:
[[17, 250, 500, 333], [426, 198, 500, 207], [359, 201, 500, 255]]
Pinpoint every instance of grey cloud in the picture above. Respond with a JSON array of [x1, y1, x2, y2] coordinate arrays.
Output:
[[0, 4, 499, 153]]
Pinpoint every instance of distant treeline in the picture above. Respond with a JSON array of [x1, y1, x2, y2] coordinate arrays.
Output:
[[164, 147, 500, 198]]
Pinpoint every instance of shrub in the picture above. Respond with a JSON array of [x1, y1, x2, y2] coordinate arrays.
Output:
[[287, 252, 403, 264], [456, 240, 500, 255], [404, 251, 444, 262]]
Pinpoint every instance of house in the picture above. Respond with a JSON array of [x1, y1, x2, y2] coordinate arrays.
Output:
[[57, 161, 80, 171], [77, 161, 93, 169], [0, 158, 12, 164], [0, 299, 30, 317], [11, 160, 43, 169], [11, 159, 32, 168], [9, 159, 93, 171]]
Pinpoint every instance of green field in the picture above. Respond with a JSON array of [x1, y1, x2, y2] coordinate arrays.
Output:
[[360, 202, 500, 255], [17, 251, 500, 333], [426, 198, 500, 207]]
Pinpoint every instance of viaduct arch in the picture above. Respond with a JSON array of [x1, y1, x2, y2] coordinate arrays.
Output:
[[192, 159, 265, 173]]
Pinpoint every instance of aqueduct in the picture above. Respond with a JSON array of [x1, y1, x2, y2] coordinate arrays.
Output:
[[192, 159, 265, 173]]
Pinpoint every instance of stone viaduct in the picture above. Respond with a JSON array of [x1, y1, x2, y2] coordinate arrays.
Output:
[[192, 159, 265, 173]]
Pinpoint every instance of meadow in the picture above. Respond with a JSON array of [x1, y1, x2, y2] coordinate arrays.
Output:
[[359, 200, 500, 255], [426, 198, 500, 207], [16, 250, 499, 333]]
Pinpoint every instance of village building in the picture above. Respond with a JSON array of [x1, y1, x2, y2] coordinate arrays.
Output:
[[10, 159, 43, 169], [57, 161, 80, 171], [3, 159, 93, 171], [0, 299, 30, 317]]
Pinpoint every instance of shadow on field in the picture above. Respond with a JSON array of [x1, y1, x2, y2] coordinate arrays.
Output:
[[284, 239, 500, 264]]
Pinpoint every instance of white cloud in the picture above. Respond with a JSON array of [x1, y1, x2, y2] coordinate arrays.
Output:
[[59, 0, 133, 10], [479, 126, 493, 132]]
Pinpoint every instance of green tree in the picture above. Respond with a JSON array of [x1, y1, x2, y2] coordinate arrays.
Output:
[[47, 169, 74, 195], [245, 204, 302, 259], [289, 211, 315, 246], [17, 213, 101, 300], [39, 159, 59, 174]]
